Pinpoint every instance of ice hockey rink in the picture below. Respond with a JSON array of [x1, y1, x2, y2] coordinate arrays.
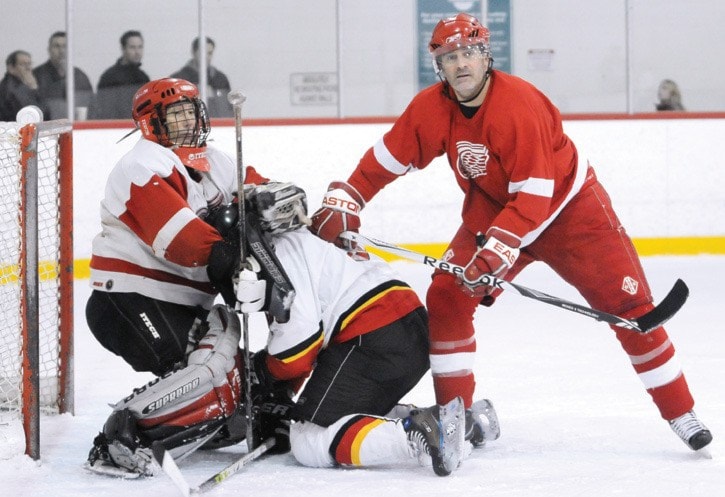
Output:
[[1, 114, 723, 496], [1, 252, 723, 496]]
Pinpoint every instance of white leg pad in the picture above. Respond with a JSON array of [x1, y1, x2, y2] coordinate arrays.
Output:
[[113, 304, 242, 425]]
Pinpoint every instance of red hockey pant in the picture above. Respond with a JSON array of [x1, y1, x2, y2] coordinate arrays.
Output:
[[427, 179, 694, 420]]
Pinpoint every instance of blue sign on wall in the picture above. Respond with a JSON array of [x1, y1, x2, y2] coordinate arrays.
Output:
[[417, 0, 510, 91]]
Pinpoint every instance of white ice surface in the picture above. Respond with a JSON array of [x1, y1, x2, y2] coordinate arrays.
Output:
[[2, 256, 723, 496]]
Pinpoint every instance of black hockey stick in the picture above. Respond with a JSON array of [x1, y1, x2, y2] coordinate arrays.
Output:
[[227, 90, 257, 451], [152, 438, 276, 496], [341, 231, 689, 334]]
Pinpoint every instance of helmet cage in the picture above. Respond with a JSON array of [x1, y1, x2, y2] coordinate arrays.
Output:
[[163, 99, 211, 148], [245, 182, 311, 235], [133, 78, 210, 148], [139, 97, 210, 148]]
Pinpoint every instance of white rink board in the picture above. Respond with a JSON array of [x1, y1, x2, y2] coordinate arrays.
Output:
[[73, 118, 725, 258]]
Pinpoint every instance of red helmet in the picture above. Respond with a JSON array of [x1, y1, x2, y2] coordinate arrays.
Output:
[[428, 13, 490, 58], [132, 78, 210, 154]]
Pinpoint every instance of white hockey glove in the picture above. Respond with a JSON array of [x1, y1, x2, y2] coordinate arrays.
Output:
[[234, 257, 267, 313]]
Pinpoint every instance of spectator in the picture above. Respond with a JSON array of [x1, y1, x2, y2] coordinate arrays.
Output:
[[97, 30, 149, 90], [171, 36, 232, 117], [0, 50, 48, 121], [33, 31, 94, 120], [655, 79, 685, 111], [90, 30, 150, 119]]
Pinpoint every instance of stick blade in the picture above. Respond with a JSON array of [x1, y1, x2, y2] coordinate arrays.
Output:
[[152, 441, 191, 497], [635, 278, 689, 333]]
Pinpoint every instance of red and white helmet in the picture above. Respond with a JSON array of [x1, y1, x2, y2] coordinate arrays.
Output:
[[428, 13, 491, 72], [132, 78, 210, 152]]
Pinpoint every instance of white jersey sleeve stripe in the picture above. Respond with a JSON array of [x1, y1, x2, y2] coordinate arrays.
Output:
[[508, 177, 555, 198], [520, 155, 588, 247], [152, 207, 197, 257], [373, 138, 413, 175]]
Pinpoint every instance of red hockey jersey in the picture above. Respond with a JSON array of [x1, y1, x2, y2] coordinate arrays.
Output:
[[348, 70, 591, 247]]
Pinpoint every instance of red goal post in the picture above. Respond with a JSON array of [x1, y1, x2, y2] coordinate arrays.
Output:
[[0, 118, 74, 461]]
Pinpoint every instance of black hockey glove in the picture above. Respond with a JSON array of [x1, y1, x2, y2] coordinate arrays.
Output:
[[206, 203, 242, 306], [250, 350, 295, 454], [253, 391, 293, 454], [207, 240, 239, 306]]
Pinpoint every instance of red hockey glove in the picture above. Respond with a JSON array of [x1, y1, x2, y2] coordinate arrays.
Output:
[[461, 227, 521, 298], [310, 181, 365, 249]]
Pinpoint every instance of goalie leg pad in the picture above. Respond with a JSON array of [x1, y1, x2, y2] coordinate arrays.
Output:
[[101, 306, 243, 458]]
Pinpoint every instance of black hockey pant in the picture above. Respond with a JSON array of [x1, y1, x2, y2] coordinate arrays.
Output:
[[294, 306, 430, 427], [85, 290, 209, 376]]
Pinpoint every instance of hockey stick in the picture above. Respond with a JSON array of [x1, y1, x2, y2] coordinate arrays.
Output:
[[152, 438, 276, 496], [227, 90, 256, 450], [341, 231, 689, 334]]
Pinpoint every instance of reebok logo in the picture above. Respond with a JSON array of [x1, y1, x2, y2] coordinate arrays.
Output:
[[140, 312, 161, 340]]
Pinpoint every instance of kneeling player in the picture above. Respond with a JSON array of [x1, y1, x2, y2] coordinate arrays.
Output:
[[208, 181, 499, 476]]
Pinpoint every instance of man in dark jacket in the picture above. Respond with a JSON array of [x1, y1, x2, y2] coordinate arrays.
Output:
[[33, 32, 94, 120], [0, 50, 48, 121], [171, 36, 232, 117], [91, 30, 150, 119]]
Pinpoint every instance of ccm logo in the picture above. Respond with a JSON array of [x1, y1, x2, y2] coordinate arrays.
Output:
[[322, 196, 360, 213]]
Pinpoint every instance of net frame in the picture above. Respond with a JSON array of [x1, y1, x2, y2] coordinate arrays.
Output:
[[0, 119, 74, 460]]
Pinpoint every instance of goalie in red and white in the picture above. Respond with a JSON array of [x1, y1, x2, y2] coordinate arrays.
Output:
[[83, 77, 493, 478], [83, 77, 264, 476]]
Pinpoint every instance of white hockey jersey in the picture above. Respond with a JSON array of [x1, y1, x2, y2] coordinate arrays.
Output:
[[89, 138, 237, 309], [262, 229, 423, 381]]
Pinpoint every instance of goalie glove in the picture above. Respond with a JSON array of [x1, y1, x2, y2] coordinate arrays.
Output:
[[461, 227, 521, 298], [310, 181, 365, 249], [235, 256, 267, 313], [246, 182, 311, 235]]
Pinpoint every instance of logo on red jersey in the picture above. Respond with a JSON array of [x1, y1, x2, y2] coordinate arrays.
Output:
[[456, 141, 490, 178], [622, 276, 639, 295]]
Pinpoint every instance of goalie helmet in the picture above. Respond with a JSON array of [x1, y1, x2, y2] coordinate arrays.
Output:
[[132, 78, 211, 169], [428, 13, 491, 73]]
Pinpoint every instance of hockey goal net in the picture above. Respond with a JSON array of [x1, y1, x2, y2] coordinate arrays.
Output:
[[0, 118, 74, 460]]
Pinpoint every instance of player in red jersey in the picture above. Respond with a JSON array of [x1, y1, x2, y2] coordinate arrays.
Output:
[[310, 13, 711, 451]]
